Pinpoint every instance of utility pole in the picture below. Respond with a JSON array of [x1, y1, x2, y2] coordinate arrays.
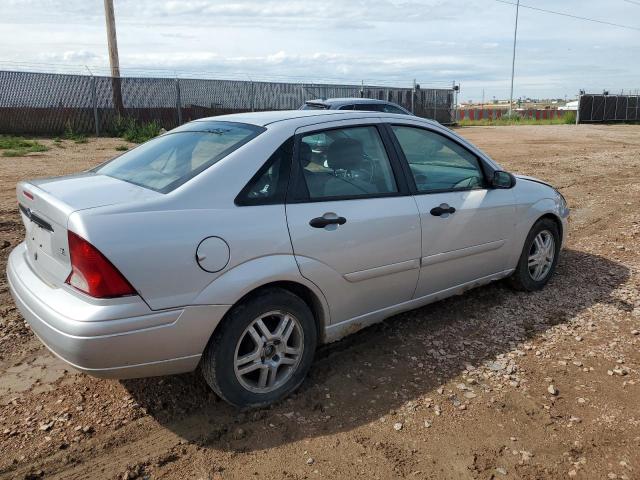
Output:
[[453, 81, 459, 124], [104, 0, 120, 78], [508, 0, 520, 119], [411, 79, 416, 114], [104, 0, 124, 115]]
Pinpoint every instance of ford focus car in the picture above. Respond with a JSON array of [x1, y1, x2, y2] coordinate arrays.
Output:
[[7, 110, 569, 408]]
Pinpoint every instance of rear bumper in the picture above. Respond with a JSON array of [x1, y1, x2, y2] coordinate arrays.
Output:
[[7, 242, 230, 379]]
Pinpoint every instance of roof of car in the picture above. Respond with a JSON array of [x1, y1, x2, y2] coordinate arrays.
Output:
[[194, 109, 431, 127]]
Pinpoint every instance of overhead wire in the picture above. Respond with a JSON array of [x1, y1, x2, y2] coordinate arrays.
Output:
[[492, 0, 640, 31]]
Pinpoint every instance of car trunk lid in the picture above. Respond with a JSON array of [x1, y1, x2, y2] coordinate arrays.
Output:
[[17, 173, 161, 287]]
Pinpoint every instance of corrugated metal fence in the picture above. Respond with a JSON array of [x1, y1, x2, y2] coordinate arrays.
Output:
[[0, 70, 455, 134], [578, 94, 640, 122]]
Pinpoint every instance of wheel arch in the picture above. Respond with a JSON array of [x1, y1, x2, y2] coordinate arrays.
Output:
[[536, 212, 564, 244], [194, 254, 331, 341], [231, 281, 328, 343], [507, 211, 564, 291], [508, 202, 566, 270]]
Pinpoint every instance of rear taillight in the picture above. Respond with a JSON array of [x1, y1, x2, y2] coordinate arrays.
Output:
[[65, 231, 136, 298]]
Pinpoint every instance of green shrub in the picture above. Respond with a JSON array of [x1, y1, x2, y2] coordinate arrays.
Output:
[[458, 112, 575, 127], [63, 123, 89, 143], [0, 135, 49, 156], [2, 149, 26, 157], [0, 136, 42, 150], [110, 117, 162, 143], [115, 144, 129, 151], [109, 116, 134, 137]]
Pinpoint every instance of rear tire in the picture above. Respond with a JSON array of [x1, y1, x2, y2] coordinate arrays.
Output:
[[201, 288, 317, 408], [509, 218, 560, 292]]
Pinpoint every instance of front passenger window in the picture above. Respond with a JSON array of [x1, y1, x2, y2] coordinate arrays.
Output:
[[391, 126, 486, 193]]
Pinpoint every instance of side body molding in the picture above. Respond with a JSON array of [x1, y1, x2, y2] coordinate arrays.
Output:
[[421, 240, 506, 267], [344, 259, 420, 283]]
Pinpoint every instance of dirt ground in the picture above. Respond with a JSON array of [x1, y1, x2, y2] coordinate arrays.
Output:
[[1, 125, 639, 480]]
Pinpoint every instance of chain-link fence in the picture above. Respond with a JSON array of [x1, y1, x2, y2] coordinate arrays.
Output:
[[578, 94, 639, 123], [0, 70, 455, 135]]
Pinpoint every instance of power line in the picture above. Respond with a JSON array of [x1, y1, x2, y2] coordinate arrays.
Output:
[[493, 0, 640, 31]]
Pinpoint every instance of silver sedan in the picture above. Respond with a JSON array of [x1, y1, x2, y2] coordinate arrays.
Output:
[[7, 110, 569, 407]]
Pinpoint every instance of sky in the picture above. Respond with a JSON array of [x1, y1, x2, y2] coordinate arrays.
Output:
[[1, 0, 639, 101]]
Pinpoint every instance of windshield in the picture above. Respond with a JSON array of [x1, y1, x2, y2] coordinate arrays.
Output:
[[95, 121, 264, 193]]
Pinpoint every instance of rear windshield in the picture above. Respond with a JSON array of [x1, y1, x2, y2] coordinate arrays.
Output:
[[95, 121, 264, 193], [301, 103, 329, 110]]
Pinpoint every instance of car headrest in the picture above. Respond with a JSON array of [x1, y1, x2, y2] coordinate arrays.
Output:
[[299, 142, 312, 167], [327, 138, 364, 171]]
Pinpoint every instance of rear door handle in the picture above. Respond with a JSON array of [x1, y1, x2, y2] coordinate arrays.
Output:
[[430, 204, 456, 217], [309, 215, 347, 228]]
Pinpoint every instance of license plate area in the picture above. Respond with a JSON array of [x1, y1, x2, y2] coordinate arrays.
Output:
[[23, 211, 70, 285], [26, 223, 54, 263]]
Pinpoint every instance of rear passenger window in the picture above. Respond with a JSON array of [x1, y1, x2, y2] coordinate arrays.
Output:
[[298, 126, 397, 199], [235, 138, 293, 205]]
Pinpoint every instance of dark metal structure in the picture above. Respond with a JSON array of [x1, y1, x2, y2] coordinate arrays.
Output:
[[578, 94, 639, 123]]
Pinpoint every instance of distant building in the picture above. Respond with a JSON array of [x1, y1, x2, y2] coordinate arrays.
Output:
[[558, 100, 579, 111]]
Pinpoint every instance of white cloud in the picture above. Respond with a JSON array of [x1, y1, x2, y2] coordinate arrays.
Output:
[[155, 0, 457, 23], [0, 0, 639, 99], [59, 50, 104, 63]]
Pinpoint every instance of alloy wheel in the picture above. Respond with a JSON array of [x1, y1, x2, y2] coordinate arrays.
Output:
[[528, 230, 555, 281], [233, 310, 304, 394]]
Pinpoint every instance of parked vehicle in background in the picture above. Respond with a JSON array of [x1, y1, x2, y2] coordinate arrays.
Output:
[[7, 110, 569, 408], [301, 97, 413, 115]]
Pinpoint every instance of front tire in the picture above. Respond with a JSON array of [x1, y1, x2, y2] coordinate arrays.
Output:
[[201, 288, 317, 408], [509, 218, 561, 291]]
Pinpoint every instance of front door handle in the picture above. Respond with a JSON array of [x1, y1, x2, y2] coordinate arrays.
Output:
[[309, 215, 347, 228], [430, 204, 456, 216]]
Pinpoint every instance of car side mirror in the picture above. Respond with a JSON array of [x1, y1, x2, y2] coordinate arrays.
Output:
[[491, 170, 516, 189]]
